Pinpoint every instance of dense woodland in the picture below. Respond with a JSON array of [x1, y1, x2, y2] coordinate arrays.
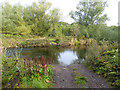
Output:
[[1, 0, 120, 88]]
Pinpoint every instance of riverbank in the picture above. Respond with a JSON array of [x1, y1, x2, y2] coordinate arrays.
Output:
[[1, 35, 71, 48], [1, 34, 96, 49]]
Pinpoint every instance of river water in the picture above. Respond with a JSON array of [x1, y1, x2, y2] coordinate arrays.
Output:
[[6, 46, 86, 66]]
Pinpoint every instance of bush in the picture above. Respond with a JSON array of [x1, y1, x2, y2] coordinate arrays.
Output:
[[84, 42, 120, 87]]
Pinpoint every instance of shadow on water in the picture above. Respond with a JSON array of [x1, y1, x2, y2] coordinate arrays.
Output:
[[6, 46, 86, 66]]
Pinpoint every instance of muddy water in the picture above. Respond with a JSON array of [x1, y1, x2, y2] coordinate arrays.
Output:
[[6, 46, 86, 66]]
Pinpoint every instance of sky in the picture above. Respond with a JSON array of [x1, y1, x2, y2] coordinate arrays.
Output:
[[0, 0, 120, 26]]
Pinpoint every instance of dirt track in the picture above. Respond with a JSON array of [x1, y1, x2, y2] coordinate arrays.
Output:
[[52, 64, 112, 88]]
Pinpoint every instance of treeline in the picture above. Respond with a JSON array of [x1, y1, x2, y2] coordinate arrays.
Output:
[[2, 0, 61, 37], [1, 0, 118, 42]]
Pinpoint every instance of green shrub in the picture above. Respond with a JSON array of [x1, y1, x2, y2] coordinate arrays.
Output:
[[84, 42, 119, 87]]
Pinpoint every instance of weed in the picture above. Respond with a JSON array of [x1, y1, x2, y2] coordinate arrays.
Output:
[[2, 49, 53, 88], [73, 68, 77, 71], [73, 71, 88, 87]]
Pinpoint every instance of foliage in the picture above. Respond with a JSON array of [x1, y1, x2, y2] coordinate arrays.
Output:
[[1, 0, 119, 88], [2, 50, 53, 88], [69, 0, 118, 42], [1, 0, 61, 37], [1, 0, 118, 44], [73, 71, 88, 87], [70, 1, 108, 26], [84, 42, 120, 87]]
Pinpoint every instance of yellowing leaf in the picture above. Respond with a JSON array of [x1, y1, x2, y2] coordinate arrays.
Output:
[[45, 79, 50, 83]]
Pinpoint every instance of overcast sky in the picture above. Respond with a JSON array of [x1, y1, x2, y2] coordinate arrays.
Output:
[[0, 0, 120, 26]]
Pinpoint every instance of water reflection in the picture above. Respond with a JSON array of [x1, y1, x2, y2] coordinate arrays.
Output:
[[6, 46, 86, 66], [58, 50, 78, 66]]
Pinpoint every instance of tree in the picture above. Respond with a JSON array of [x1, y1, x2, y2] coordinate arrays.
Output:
[[1, 0, 62, 37], [69, 0, 108, 26], [69, 0, 109, 39], [2, 2, 24, 35], [70, 23, 80, 39], [58, 22, 71, 36], [23, 0, 52, 36], [2, 2, 16, 34], [48, 8, 61, 37]]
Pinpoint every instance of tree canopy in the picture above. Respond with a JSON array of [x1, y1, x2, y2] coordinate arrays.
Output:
[[69, 0, 108, 26], [1, 0, 61, 36]]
